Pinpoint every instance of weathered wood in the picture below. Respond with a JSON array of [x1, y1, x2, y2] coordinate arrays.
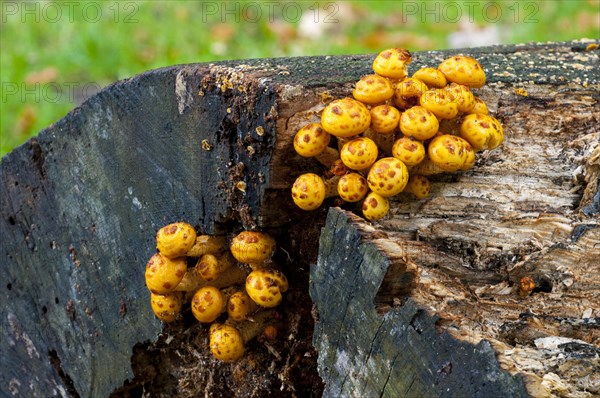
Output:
[[1, 39, 598, 397], [310, 41, 600, 397]]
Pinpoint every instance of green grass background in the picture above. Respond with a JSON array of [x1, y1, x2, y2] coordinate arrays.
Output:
[[1, 0, 598, 156]]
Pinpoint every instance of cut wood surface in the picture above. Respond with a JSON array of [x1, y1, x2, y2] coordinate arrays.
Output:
[[1, 39, 599, 397]]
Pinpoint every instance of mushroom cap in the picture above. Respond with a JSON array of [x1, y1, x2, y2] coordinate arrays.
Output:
[[460, 143, 477, 170], [428, 134, 473, 172], [420, 89, 459, 120], [399, 106, 439, 141], [150, 292, 183, 323], [246, 269, 289, 308], [460, 113, 504, 151], [293, 123, 331, 157], [330, 159, 349, 176], [196, 253, 221, 281], [191, 286, 226, 323], [370, 105, 400, 134], [362, 192, 390, 221], [340, 137, 379, 170], [230, 231, 276, 265], [227, 291, 256, 322], [321, 98, 371, 138], [353, 74, 394, 104], [209, 323, 245, 361], [406, 175, 431, 199], [469, 97, 489, 115], [393, 77, 428, 109], [337, 173, 369, 203], [392, 136, 426, 166], [372, 48, 412, 79], [446, 83, 476, 113], [412, 67, 447, 88], [438, 55, 486, 88], [145, 253, 187, 294], [367, 157, 409, 197], [291, 173, 326, 210], [156, 222, 197, 259]]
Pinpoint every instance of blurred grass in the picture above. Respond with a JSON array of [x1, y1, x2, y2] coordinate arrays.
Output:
[[1, 0, 598, 156]]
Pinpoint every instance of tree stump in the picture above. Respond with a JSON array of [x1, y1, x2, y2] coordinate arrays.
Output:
[[1, 40, 598, 397]]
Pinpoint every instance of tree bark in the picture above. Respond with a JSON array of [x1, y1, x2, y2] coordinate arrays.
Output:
[[1, 39, 598, 397]]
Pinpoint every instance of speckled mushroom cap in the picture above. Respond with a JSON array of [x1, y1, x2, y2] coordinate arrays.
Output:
[[145, 253, 187, 294], [469, 97, 489, 115], [191, 286, 226, 323], [156, 222, 197, 259], [209, 323, 245, 362], [392, 136, 426, 166], [196, 253, 221, 281], [412, 67, 447, 88], [446, 83, 476, 113], [438, 55, 486, 88], [337, 173, 369, 203], [353, 74, 394, 104], [399, 106, 439, 141], [428, 134, 473, 172], [340, 137, 379, 170], [230, 231, 276, 265], [420, 89, 459, 120], [393, 77, 429, 109], [362, 192, 390, 221], [245, 269, 289, 308], [367, 157, 409, 197], [293, 123, 331, 157], [460, 113, 504, 151], [321, 98, 371, 138], [291, 173, 326, 210], [370, 105, 400, 134], [227, 291, 257, 322], [150, 292, 183, 323], [405, 175, 431, 199], [372, 48, 412, 79]]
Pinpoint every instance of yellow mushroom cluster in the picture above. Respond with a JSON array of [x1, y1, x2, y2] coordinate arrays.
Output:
[[144, 222, 286, 361], [292, 48, 504, 221]]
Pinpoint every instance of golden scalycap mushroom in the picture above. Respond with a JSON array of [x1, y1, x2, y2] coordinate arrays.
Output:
[[246, 269, 289, 308], [392, 136, 426, 166], [404, 175, 431, 199], [428, 134, 473, 172], [460, 113, 504, 151], [293, 123, 331, 157], [197, 252, 235, 281], [291, 173, 326, 210], [230, 231, 276, 266], [321, 97, 371, 138], [393, 77, 428, 109], [362, 192, 389, 221], [150, 292, 183, 323], [438, 55, 486, 88], [353, 74, 394, 104], [399, 106, 439, 141], [191, 286, 226, 323], [370, 105, 400, 134], [340, 137, 379, 170], [372, 48, 412, 79], [209, 324, 245, 362], [337, 173, 369, 203], [156, 222, 197, 259], [469, 97, 489, 115], [145, 253, 187, 294], [446, 83, 476, 113], [227, 291, 258, 322], [367, 157, 409, 197], [420, 89, 459, 120], [412, 67, 447, 88]]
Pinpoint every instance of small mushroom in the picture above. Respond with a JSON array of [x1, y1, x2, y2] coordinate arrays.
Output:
[[150, 292, 183, 323], [245, 268, 289, 308], [445, 83, 476, 113], [372, 48, 412, 79], [438, 55, 486, 88], [392, 136, 426, 166], [321, 97, 371, 138], [191, 286, 229, 323], [227, 290, 258, 322], [291, 173, 326, 210], [404, 175, 431, 199], [412, 67, 447, 88], [340, 137, 379, 171], [186, 235, 227, 257], [197, 252, 236, 281], [353, 74, 394, 105], [156, 222, 197, 259], [362, 192, 390, 221], [468, 97, 489, 115], [460, 113, 504, 152], [399, 106, 439, 141], [370, 104, 400, 134], [337, 173, 369, 203], [230, 231, 276, 267], [145, 253, 187, 294], [419, 89, 459, 120], [427, 134, 473, 172], [293, 123, 339, 167], [393, 77, 428, 109], [367, 157, 409, 197]]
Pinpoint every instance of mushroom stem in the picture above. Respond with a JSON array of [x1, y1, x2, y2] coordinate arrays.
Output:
[[409, 157, 448, 176], [363, 129, 395, 156], [175, 264, 249, 294], [324, 175, 341, 198], [230, 310, 279, 343], [315, 147, 340, 168], [197, 251, 236, 281], [186, 235, 227, 257]]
